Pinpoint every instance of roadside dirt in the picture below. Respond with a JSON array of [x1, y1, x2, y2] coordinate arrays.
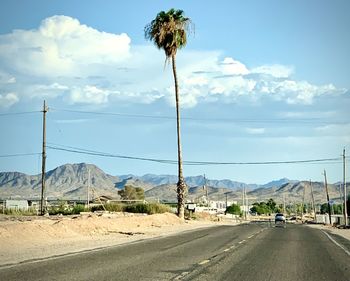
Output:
[[0, 212, 237, 266], [305, 223, 350, 241]]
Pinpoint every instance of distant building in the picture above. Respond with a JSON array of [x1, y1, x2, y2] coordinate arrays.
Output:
[[5, 200, 29, 210], [191, 200, 238, 214]]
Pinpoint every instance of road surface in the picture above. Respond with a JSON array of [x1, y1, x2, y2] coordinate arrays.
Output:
[[0, 222, 349, 280]]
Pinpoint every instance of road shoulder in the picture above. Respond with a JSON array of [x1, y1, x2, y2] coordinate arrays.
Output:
[[0, 212, 241, 267], [305, 224, 350, 255]]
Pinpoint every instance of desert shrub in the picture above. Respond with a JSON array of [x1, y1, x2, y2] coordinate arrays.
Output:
[[124, 203, 170, 215], [89, 203, 170, 215], [226, 203, 242, 216], [118, 186, 145, 200], [71, 204, 86, 214], [4, 207, 37, 216], [90, 205, 103, 212], [105, 203, 125, 212], [48, 201, 70, 215], [90, 203, 125, 212], [47, 202, 87, 215]]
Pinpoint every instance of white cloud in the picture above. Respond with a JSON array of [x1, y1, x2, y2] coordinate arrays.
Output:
[[183, 76, 208, 86], [245, 127, 265, 135], [7, 77, 16, 83], [0, 71, 16, 84], [0, 93, 19, 107], [279, 111, 336, 119], [0, 15, 346, 108], [0, 15, 131, 78], [221, 57, 250, 75], [314, 123, 350, 135], [69, 85, 112, 104], [252, 64, 293, 78], [55, 119, 91, 124]]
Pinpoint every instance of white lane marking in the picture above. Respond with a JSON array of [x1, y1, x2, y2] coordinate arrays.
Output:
[[198, 259, 210, 265], [247, 235, 254, 239], [238, 240, 246, 244], [322, 230, 350, 257]]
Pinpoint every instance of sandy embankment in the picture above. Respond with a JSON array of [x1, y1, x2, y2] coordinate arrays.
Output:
[[0, 212, 235, 266]]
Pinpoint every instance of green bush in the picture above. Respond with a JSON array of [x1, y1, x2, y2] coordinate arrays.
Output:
[[90, 203, 125, 212], [46, 202, 170, 215], [124, 203, 170, 215], [226, 203, 242, 215], [105, 203, 125, 212], [71, 204, 86, 214], [48, 203, 87, 215], [4, 207, 37, 216]]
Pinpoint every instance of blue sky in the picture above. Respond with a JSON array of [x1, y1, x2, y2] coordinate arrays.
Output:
[[0, 0, 349, 184]]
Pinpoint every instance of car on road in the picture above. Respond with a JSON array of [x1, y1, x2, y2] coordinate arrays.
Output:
[[275, 213, 286, 224]]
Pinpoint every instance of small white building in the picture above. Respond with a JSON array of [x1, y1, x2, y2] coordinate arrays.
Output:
[[190, 200, 238, 214], [5, 200, 29, 210]]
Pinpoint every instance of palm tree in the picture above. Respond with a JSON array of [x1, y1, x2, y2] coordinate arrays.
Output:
[[145, 9, 192, 219]]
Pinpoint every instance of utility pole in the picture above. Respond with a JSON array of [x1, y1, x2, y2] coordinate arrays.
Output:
[[343, 148, 348, 226], [204, 174, 209, 212], [242, 187, 246, 220], [310, 180, 316, 221], [245, 188, 248, 220], [323, 170, 332, 225], [87, 169, 90, 209], [40, 100, 48, 215], [283, 194, 286, 214], [301, 183, 306, 222]]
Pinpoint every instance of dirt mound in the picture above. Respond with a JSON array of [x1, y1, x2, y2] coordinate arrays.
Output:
[[0, 212, 190, 265]]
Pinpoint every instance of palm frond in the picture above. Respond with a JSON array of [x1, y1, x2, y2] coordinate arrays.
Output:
[[144, 8, 193, 59]]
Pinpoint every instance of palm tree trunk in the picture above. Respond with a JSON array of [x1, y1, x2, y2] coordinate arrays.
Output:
[[172, 54, 186, 219]]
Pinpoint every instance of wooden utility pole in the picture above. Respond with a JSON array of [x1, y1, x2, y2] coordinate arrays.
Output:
[[245, 188, 248, 220], [301, 183, 306, 222], [343, 148, 348, 226], [310, 180, 316, 221], [204, 174, 209, 211], [40, 100, 48, 215], [242, 187, 246, 220], [338, 183, 343, 216], [323, 170, 332, 225], [87, 169, 90, 209]]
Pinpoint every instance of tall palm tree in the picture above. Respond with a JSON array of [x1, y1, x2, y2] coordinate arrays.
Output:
[[145, 9, 192, 219]]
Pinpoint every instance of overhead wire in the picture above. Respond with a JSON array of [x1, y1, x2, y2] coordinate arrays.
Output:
[[46, 142, 343, 166], [0, 111, 41, 116], [50, 107, 348, 124], [0, 152, 41, 158]]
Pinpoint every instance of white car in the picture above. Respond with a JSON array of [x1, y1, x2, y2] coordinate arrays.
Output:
[[275, 213, 286, 224]]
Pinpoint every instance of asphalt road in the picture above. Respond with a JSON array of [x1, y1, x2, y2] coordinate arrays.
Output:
[[0, 222, 349, 281]]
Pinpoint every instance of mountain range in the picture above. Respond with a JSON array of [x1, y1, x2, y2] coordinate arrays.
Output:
[[0, 163, 345, 204]]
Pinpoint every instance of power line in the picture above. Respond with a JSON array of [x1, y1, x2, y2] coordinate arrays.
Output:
[[0, 152, 41, 158], [46, 145, 178, 165], [50, 108, 175, 120], [50, 108, 348, 124], [0, 111, 41, 117], [46, 143, 343, 166]]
